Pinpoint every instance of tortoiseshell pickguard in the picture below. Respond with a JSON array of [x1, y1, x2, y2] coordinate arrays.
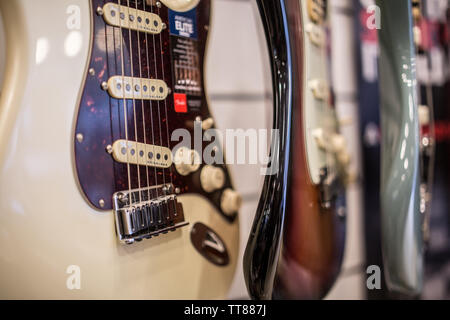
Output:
[[74, 0, 235, 223]]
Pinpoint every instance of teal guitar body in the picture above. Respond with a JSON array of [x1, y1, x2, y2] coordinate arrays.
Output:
[[377, 0, 423, 296]]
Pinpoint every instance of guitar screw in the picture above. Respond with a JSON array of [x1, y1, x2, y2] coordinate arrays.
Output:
[[162, 23, 167, 30], [167, 88, 172, 94], [175, 187, 181, 194], [76, 133, 84, 143], [101, 81, 108, 90], [204, 25, 209, 31], [106, 145, 113, 154], [118, 193, 128, 203], [89, 68, 96, 76], [156, 2, 162, 8], [96, 7, 104, 16], [99, 199, 105, 208]]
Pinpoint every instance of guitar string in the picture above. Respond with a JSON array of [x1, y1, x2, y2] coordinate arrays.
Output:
[[325, 18, 337, 190], [133, 0, 151, 219], [321, 8, 338, 195], [156, 3, 178, 219], [117, 0, 133, 205], [318, 10, 335, 195], [128, 0, 153, 232], [124, 0, 143, 208], [143, 0, 160, 225], [156, 4, 175, 190], [149, 2, 170, 223]]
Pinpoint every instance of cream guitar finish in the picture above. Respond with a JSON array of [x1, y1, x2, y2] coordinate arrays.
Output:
[[0, 0, 238, 299]]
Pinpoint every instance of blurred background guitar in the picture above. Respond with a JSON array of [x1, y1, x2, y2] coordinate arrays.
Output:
[[244, 0, 349, 300], [377, 0, 423, 297]]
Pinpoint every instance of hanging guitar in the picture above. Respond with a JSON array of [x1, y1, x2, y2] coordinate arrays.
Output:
[[0, 0, 240, 299], [377, 0, 423, 297], [244, 0, 349, 300]]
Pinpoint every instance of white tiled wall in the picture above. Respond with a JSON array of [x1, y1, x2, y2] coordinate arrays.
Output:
[[206, 0, 271, 97]]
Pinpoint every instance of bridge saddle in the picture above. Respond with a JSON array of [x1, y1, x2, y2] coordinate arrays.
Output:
[[113, 184, 188, 244]]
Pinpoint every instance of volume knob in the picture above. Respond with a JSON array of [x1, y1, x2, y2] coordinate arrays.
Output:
[[200, 165, 225, 193], [174, 147, 201, 176], [220, 189, 242, 216], [330, 133, 347, 153]]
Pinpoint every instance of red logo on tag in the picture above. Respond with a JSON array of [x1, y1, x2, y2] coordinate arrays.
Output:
[[174, 93, 188, 113]]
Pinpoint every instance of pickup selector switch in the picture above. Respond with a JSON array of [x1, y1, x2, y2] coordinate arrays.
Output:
[[200, 165, 225, 193], [220, 189, 242, 216]]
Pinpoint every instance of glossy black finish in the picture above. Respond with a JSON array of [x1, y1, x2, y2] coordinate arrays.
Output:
[[243, 0, 293, 300]]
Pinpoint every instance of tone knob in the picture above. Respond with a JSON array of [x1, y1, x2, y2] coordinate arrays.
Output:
[[309, 79, 329, 101], [337, 151, 351, 167], [330, 133, 347, 153], [160, 0, 200, 12], [200, 165, 225, 193], [202, 118, 215, 131], [174, 147, 201, 176], [312, 128, 326, 149], [306, 23, 325, 47], [220, 189, 242, 216]]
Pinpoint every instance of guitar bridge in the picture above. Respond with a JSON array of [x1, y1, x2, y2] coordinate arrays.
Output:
[[112, 184, 188, 244]]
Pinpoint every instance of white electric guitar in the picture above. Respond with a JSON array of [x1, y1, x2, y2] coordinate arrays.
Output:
[[0, 0, 241, 299]]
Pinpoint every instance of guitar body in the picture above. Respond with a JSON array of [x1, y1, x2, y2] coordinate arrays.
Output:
[[0, 0, 239, 299], [273, 0, 346, 300], [244, 0, 346, 300], [377, 0, 423, 296]]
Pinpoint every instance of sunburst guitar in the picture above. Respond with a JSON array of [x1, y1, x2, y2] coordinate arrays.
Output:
[[244, 0, 349, 300], [0, 0, 240, 299]]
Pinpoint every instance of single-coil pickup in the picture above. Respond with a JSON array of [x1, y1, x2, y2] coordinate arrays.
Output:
[[112, 140, 172, 168], [107, 76, 169, 100], [101, 3, 163, 34]]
